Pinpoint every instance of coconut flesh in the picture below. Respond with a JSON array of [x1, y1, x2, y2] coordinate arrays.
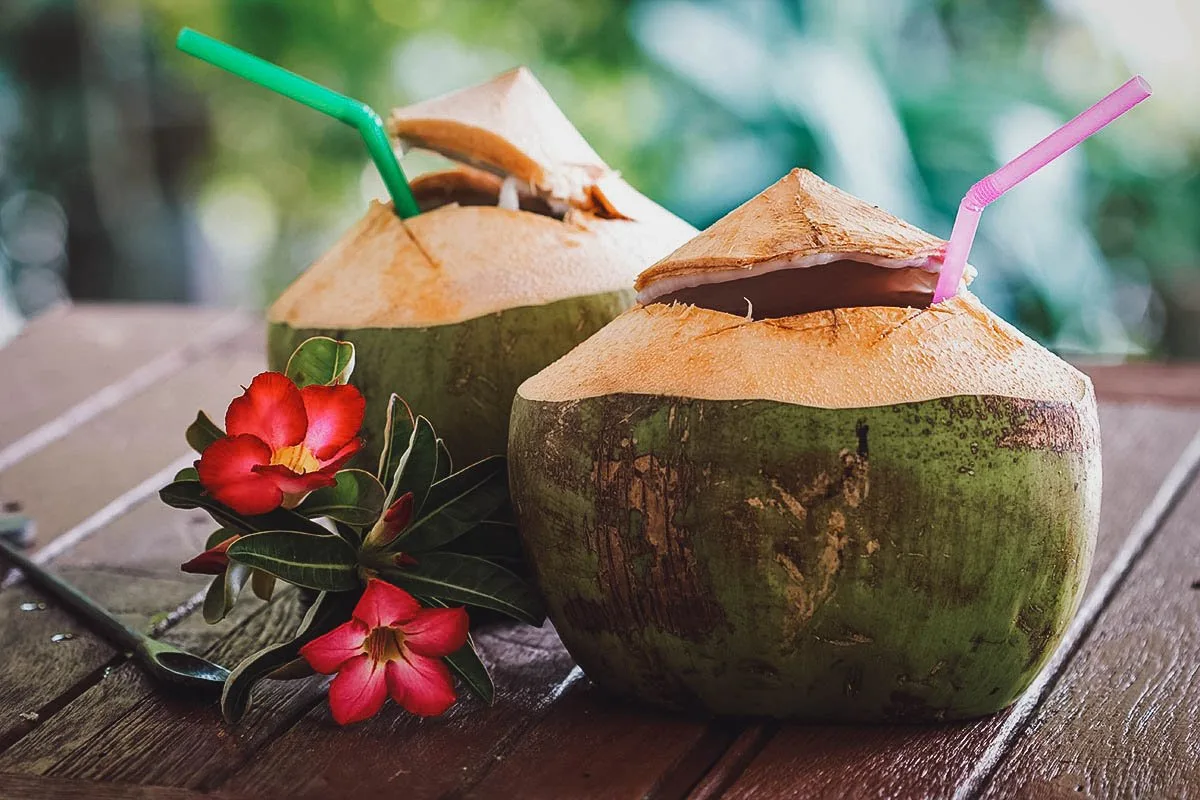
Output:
[[509, 168, 1101, 721], [266, 68, 696, 466]]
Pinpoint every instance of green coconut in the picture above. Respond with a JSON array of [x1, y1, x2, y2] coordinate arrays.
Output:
[[267, 68, 695, 466], [508, 169, 1101, 722]]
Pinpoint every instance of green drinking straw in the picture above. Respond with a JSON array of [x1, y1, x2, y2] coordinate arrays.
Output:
[[176, 27, 420, 219]]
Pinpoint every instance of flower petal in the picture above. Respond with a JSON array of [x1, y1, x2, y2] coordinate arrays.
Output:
[[195, 435, 281, 515], [300, 620, 368, 674], [352, 578, 421, 629], [300, 384, 366, 460], [327, 653, 389, 725], [252, 464, 338, 496], [180, 534, 239, 575], [385, 653, 457, 717], [400, 607, 469, 658], [226, 372, 307, 452], [317, 438, 363, 472]]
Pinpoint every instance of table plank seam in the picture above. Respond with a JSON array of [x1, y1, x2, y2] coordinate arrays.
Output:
[[954, 426, 1200, 800], [0, 585, 209, 759], [685, 723, 777, 800], [0, 310, 251, 473], [640, 720, 747, 800], [25, 589, 308, 783], [0, 655, 124, 754], [1, 454, 194, 589]]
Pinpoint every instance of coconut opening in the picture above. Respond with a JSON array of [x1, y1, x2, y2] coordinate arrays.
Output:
[[410, 169, 564, 220], [638, 253, 942, 319]]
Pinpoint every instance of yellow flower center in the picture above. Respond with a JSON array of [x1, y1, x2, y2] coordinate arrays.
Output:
[[271, 443, 321, 474], [364, 626, 405, 663]]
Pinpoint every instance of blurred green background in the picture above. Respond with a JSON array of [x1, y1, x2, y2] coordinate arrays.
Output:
[[1, 0, 1197, 357]]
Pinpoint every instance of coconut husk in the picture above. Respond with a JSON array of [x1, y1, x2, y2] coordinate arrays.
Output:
[[518, 294, 1091, 407], [635, 169, 965, 305], [389, 67, 624, 213], [267, 195, 695, 329]]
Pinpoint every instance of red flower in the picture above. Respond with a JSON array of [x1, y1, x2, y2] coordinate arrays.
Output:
[[362, 492, 415, 552], [196, 373, 365, 515], [300, 579, 468, 725], [180, 534, 239, 575]]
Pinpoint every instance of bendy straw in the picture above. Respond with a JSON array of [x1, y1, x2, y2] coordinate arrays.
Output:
[[176, 28, 420, 219], [933, 75, 1152, 303]]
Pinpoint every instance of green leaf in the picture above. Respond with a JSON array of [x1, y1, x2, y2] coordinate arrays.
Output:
[[160, 481, 330, 538], [416, 595, 494, 704], [445, 521, 525, 565], [221, 590, 358, 724], [202, 563, 250, 624], [386, 416, 438, 513], [296, 469, 385, 527], [385, 552, 544, 625], [376, 394, 415, 486], [251, 569, 277, 602], [174, 466, 200, 483], [205, 527, 240, 550], [434, 439, 453, 483], [285, 336, 355, 388], [265, 657, 316, 681], [226, 531, 360, 591], [398, 456, 509, 554], [186, 411, 225, 455]]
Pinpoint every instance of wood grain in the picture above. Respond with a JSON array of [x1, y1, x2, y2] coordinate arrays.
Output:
[[0, 305, 251, 464], [717, 403, 1200, 800], [3, 589, 313, 788], [217, 624, 578, 798], [0, 773, 238, 800], [460, 678, 722, 800], [980, 469, 1200, 798], [0, 342, 261, 565]]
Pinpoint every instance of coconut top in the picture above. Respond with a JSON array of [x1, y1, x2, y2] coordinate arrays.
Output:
[[635, 169, 965, 308], [267, 190, 695, 329], [517, 294, 1091, 407], [389, 67, 619, 212], [271, 67, 697, 330]]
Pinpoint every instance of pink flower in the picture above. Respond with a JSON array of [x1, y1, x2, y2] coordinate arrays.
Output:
[[300, 579, 468, 725], [196, 372, 365, 515]]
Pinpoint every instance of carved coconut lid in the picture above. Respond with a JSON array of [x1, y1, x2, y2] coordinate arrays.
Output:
[[635, 169, 969, 307], [388, 67, 622, 213]]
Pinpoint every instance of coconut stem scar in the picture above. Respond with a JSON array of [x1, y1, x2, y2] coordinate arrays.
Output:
[[933, 76, 1152, 303]]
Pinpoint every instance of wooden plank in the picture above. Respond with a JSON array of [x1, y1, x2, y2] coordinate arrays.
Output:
[[980, 455, 1200, 797], [716, 402, 1200, 800], [0, 341, 263, 748], [0, 335, 259, 566], [0, 773, 237, 800], [459, 679, 728, 800], [0, 587, 312, 787], [1079, 362, 1200, 406], [0, 304, 251, 463], [217, 625, 578, 797]]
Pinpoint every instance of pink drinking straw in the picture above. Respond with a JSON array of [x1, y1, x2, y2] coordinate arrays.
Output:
[[932, 76, 1152, 303]]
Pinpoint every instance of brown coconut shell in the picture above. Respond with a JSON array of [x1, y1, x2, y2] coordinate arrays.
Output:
[[635, 169, 971, 306]]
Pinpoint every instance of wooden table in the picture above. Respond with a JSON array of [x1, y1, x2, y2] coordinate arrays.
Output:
[[0, 304, 1198, 800]]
